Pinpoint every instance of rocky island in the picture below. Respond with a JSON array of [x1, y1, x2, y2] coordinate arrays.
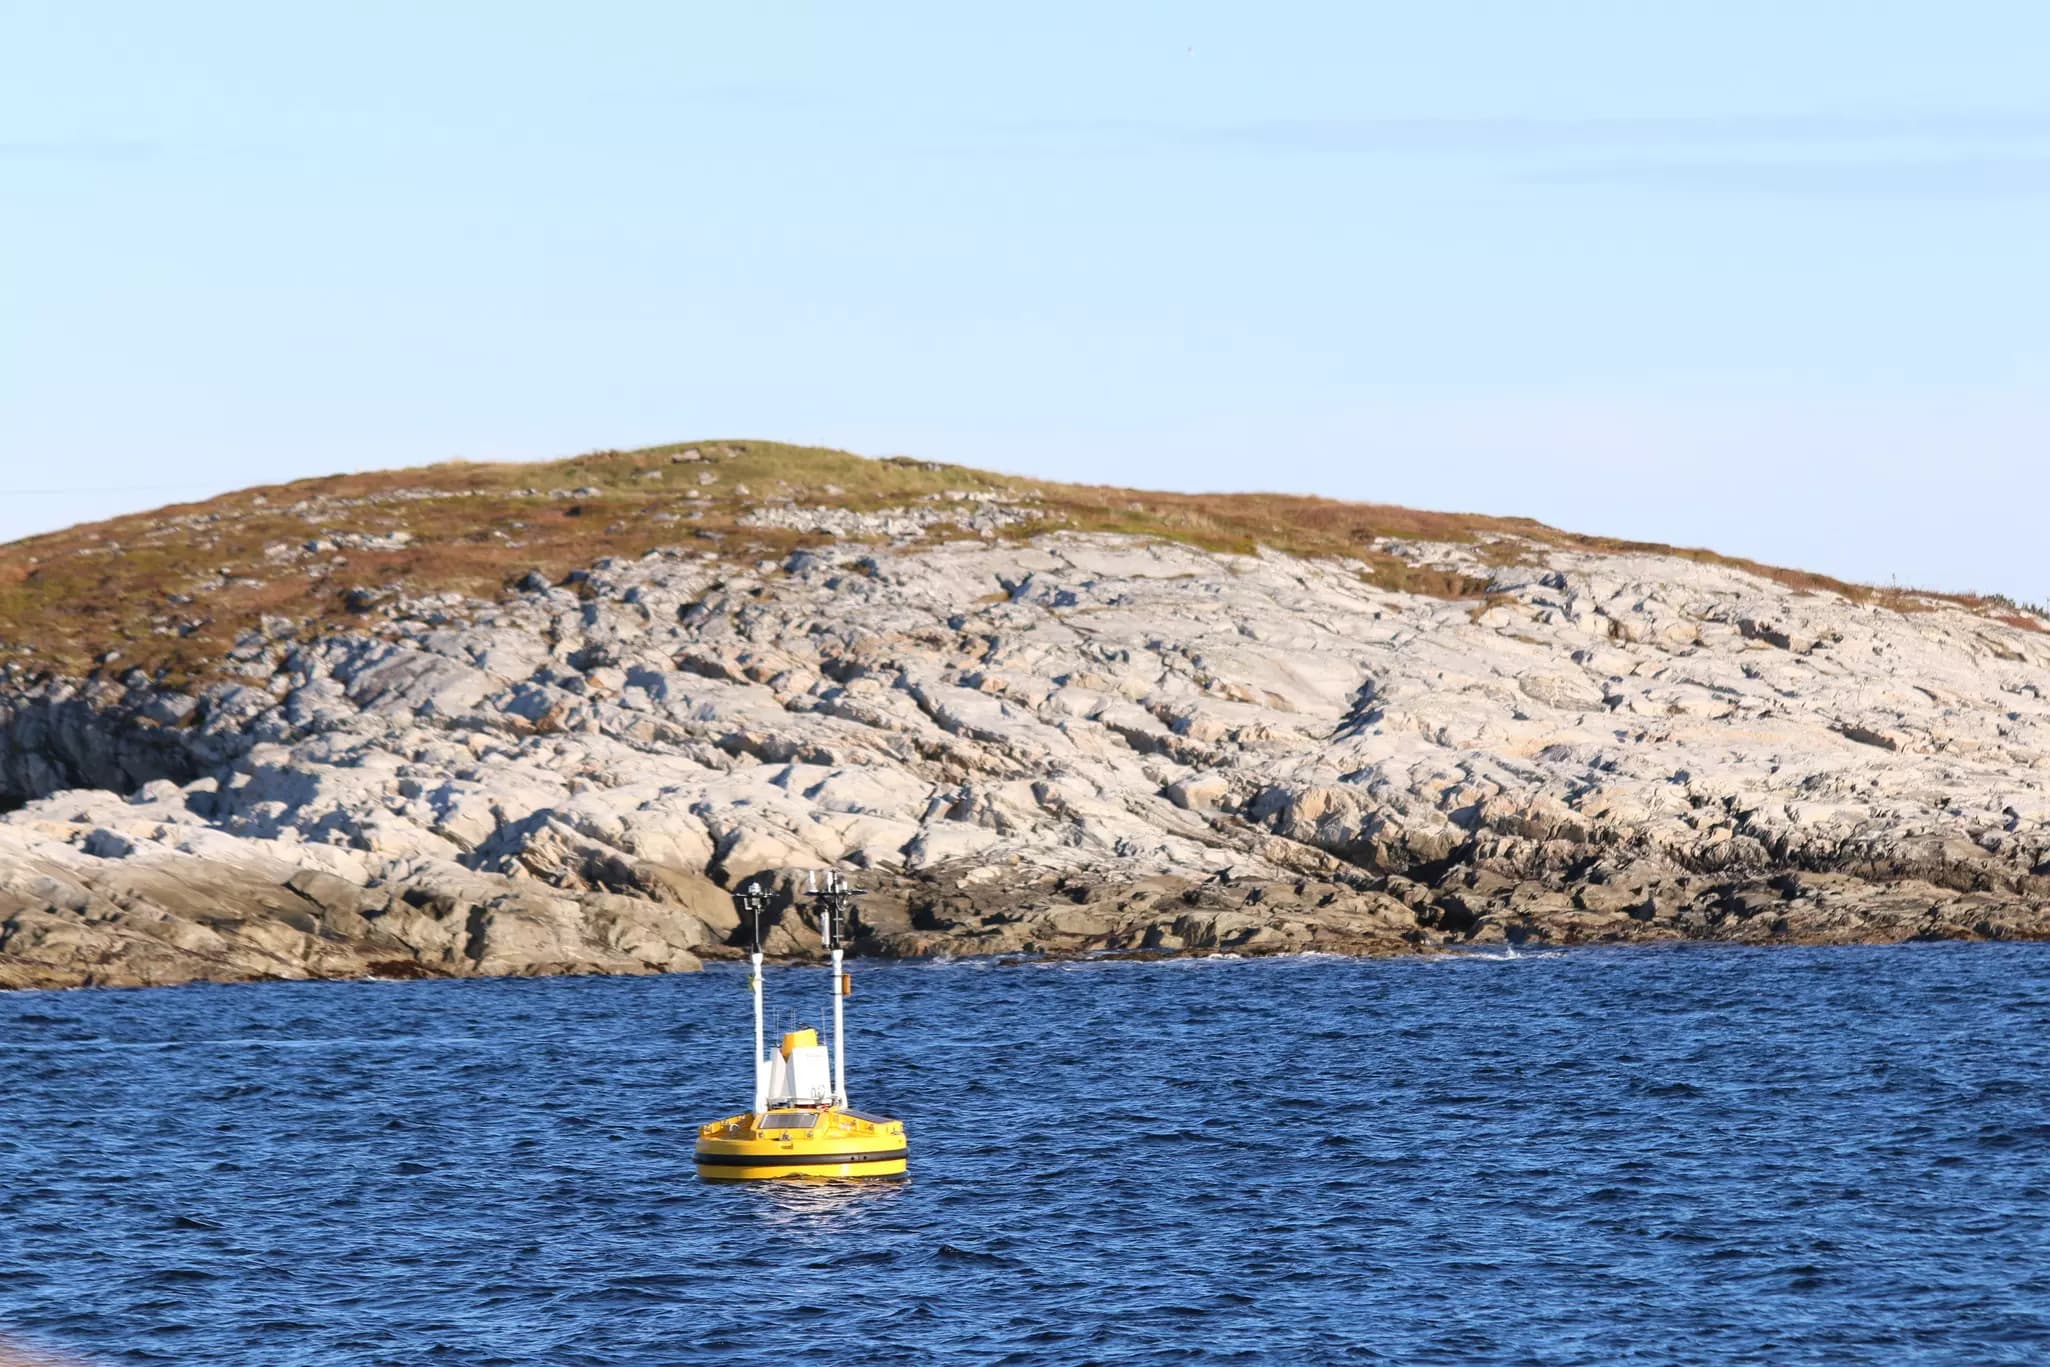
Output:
[[4, 440, 2049, 990]]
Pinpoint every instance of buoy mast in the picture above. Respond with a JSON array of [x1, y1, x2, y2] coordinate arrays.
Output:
[[739, 881, 770, 1113], [813, 869, 851, 1107]]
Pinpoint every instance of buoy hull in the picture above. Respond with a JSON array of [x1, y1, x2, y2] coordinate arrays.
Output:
[[695, 1151, 908, 1181], [694, 1108, 909, 1182]]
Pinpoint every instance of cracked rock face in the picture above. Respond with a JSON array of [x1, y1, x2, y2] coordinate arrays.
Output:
[[5, 520, 2050, 989]]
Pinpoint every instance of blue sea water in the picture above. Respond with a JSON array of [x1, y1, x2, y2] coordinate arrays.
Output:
[[2, 944, 2048, 1366]]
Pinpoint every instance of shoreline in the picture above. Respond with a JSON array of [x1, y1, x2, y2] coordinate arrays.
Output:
[[8, 911, 2047, 994]]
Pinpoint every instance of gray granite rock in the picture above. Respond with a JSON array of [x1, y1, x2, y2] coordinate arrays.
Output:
[[6, 521, 2050, 988]]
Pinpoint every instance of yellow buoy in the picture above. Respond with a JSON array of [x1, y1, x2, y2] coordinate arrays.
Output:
[[694, 871, 908, 1181]]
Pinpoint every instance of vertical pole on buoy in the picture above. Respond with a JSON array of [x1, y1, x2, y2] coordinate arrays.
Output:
[[828, 871, 848, 1107], [747, 882, 767, 1115]]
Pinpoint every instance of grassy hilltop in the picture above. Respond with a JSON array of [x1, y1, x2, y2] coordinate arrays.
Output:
[[0, 439, 2032, 685]]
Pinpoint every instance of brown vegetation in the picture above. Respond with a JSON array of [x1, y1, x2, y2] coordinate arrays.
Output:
[[0, 438, 2037, 682]]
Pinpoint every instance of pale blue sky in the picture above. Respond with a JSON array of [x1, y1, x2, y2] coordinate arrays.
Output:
[[5, 2, 2047, 597]]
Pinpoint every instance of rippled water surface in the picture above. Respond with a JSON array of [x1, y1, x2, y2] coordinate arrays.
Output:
[[4, 945, 2049, 1364]]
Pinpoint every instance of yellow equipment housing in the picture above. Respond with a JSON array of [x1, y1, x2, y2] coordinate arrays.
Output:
[[694, 1106, 908, 1181]]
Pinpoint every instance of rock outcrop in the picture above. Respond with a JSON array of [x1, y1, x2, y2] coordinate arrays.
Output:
[[6, 496, 2050, 988]]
